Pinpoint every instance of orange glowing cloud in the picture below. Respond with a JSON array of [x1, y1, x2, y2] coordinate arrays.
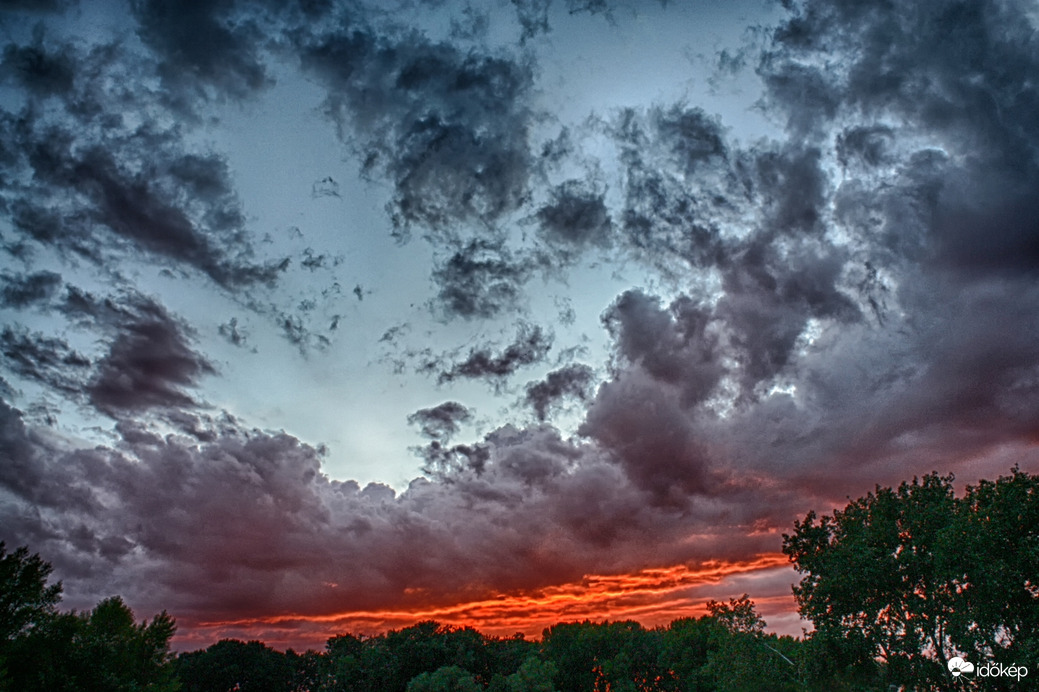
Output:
[[176, 553, 800, 651]]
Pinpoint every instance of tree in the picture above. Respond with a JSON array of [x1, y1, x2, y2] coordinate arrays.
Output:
[[176, 639, 293, 692], [783, 469, 1039, 691], [406, 665, 480, 692], [701, 596, 803, 692], [0, 543, 64, 690], [541, 620, 667, 692], [0, 542, 62, 642], [492, 657, 557, 692], [69, 596, 179, 692], [1, 544, 177, 691]]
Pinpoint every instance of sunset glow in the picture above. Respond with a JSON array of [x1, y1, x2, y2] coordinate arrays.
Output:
[[179, 556, 795, 650], [2, 0, 1038, 658]]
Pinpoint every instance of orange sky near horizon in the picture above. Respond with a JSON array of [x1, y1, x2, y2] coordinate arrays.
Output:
[[173, 553, 804, 652]]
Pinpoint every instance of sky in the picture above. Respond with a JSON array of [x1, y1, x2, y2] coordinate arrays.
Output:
[[1, 0, 1038, 652]]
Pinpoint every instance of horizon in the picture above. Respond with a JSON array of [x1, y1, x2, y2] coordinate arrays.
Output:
[[2, 0, 1038, 654]]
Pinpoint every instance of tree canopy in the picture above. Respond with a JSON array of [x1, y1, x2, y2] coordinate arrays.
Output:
[[0, 543, 177, 692], [783, 468, 1039, 690]]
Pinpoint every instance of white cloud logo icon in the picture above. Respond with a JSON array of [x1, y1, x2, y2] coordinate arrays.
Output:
[[948, 657, 975, 677]]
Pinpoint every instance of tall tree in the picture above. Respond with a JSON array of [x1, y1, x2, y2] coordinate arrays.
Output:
[[0, 542, 62, 643], [0, 544, 177, 691], [783, 469, 1039, 690]]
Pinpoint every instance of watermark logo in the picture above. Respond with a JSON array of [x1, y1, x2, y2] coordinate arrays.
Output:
[[947, 657, 1028, 681], [948, 657, 974, 677]]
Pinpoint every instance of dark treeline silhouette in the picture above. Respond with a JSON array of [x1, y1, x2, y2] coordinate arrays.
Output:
[[2, 469, 1036, 691]]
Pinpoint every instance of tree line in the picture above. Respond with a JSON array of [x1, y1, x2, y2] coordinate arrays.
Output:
[[2, 468, 1036, 691]]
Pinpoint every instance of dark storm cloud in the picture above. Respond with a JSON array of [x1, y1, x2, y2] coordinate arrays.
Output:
[[437, 324, 552, 386], [88, 301, 216, 415], [0, 403, 783, 626], [5, 286, 219, 416], [0, 0, 75, 13], [535, 179, 612, 251], [609, 105, 740, 275], [131, 0, 273, 111], [716, 240, 859, 397], [836, 125, 895, 170], [524, 363, 594, 421], [407, 401, 473, 440], [752, 145, 828, 237], [0, 327, 91, 395], [431, 238, 535, 319], [0, 34, 76, 97], [22, 139, 283, 287], [298, 18, 536, 236], [563, 0, 1039, 507], [0, 35, 287, 289], [762, 0, 1039, 273], [580, 368, 712, 506], [602, 290, 724, 404], [0, 270, 61, 308]]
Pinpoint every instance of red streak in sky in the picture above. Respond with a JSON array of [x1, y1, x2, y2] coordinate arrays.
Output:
[[178, 554, 797, 651]]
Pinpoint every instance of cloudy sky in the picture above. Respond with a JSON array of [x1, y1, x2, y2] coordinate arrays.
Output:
[[2, 0, 1038, 650]]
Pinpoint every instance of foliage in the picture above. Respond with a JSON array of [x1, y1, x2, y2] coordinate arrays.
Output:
[[701, 596, 801, 692], [407, 664, 481, 692], [0, 542, 62, 642], [0, 544, 177, 691], [488, 656, 558, 692], [176, 639, 294, 692], [783, 468, 1039, 691]]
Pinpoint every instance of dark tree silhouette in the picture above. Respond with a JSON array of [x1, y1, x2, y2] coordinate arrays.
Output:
[[784, 469, 1039, 691], [0, 544, 177, 691]]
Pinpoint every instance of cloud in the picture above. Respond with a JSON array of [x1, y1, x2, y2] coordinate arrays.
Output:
[[0, 404, 785, 632], [511, 0, 551, 41], [131, 0, 273, 112], [88, 299, 216, 415], [524, 363, 595, 421], [0, 270, 62, 308], [0, 34, 287, 289], [0, 286, 218, 417], [0, 0, 76, 14], [431, 238, 535, 319], [407, 401, 473, 440], [0, 327, 91, 395], [761, 0, 1039, 274], [602, 290, 724, 405], [298, 19, 537, 237], [437, 324, 553, 387], [535, 179, 613, 253]]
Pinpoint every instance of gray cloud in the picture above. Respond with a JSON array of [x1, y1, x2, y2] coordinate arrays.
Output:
[[603, 290, 724, 405], [0, 270, 61, 308], [407, 401, 473, 440], [524, 363, 595, 421], [431, 238, 535, 319], [535, 179, 612, 252], [0, 327, 91, 395], [1, 286, 218, 417], [0, 34, 287, 288], [0, 403, 783, 628], [88, 299, 216, 415], [437, 324, 553, 387], [131, 0, 274, 113], [298, 20, 537, 237]]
